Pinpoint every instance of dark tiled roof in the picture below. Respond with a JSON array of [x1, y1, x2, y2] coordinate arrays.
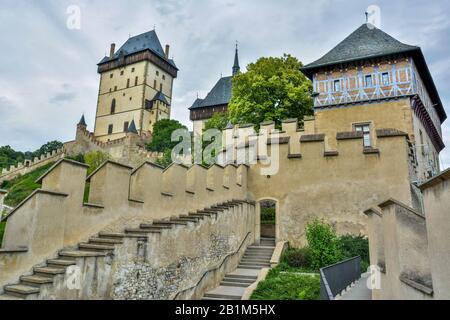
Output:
[[128, 119, 138, 134], [152, 91, 170, 105], [302, 23, 418, 72], [302, 23, 447, 122], [78, 114, 87, 126], [189, 76, 233, 110], [99, 30, 176, 68]]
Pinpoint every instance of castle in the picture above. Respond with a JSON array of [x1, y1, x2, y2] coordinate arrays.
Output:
[[0, 22, 449, 300]]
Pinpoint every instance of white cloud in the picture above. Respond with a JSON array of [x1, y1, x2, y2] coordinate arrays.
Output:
[[0, 0, 449, 168]]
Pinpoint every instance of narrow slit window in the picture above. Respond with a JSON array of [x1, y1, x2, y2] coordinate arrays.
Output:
[[333, 79, 341, 92], [355, 124, 371, 148], [381, 72, 390, 86]]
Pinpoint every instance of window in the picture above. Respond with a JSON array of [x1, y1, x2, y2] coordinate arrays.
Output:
[[156, 70, 159, 76], [333, 79, 341, 92], [110, 74, 113, 79], [131, 67, 135, 73], [114, 86, 117, 91], [135, 76, 138, 86], [162, 75, 166, 80], [419, 130, 425, 156], [381, 72, 390, 86], [160, 83, 163, 91], [111, 99, 116, 114], [354, 124, 371, 148], [154, 80, 157, 88], [120, 70, 124, 76], [127, 79, 130, 88], [364, 75, 373, 87], [124, 121, 129, 132], [109, 88, 112, 93], [129, 97, 132, 101], [108, 124, 113, 134]]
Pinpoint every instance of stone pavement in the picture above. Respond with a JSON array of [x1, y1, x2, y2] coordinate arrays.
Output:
[[339, 273, 372, 300]]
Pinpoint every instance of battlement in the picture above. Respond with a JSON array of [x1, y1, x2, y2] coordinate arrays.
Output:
[[0, 148, 65, 184], [217, 118, 411, 167]]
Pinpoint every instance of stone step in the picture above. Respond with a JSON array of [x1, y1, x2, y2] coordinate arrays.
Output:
[[34, 266, 66, 276], [4, 284, 40, 298], [239, 262, 271, 268], [98, 232, 126, 239], [47, 259, 77, 267], [140, 223, 173, 229], [222, 278, 255, 284], [223, 274, 258, 281], [247, 245, 275, 250], [240, 258, 271, 264], [79, 243, 115, 252], [59, 250, 108, 259], [20, 275, 54, 287], [89, 237, 123, 245], [154, 220, 188, 226], [125, 228, 161, 234], [178, 215, 201, 222], [203, 293, 242, 300], [188, 213, 208, 219], [170, 218, 197, 224], [238, 265, 264, 270], [0, 294, 24, 300], [244, 252, 273, 256], [202, 297, 231, 301], [220, 281, 250, 288]]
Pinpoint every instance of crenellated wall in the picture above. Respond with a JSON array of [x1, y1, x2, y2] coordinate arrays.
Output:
[[63, 125, 163, 168], [0, 149, 65, 184], [365, 168, 450, 300], [0, 158, 250, 296], [217, 120, 415, 246]]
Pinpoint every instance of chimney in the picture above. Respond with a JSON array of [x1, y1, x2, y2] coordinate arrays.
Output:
[[110, 43, 116, 58], [165, 44, 170, 58]]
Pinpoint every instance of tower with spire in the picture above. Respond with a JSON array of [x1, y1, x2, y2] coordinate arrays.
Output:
[[189, 44, 241, 135], [93, 30, 178, 142]]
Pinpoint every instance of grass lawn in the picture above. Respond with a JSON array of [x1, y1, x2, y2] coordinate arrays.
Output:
[[250, 267, 320, 300], [1, 162, 54, 207]]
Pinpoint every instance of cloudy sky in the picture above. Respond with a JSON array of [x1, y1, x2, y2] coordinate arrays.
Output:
[[0, 0, 449, 168]]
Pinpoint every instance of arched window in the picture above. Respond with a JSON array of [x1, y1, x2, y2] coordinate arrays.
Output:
[[111, 99, 116, 114]]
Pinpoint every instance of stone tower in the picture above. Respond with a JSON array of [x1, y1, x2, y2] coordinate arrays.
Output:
[[301, 23, 446, 183], [94, 30, 178, 142]]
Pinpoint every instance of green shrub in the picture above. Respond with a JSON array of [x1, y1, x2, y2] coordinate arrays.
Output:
[[66, 153, 85, 163], [0, 221, 5, 247], [281, 247, 312, 269], [84, 151, 110, 175], [340, 234, 369, 272], [261, 206, 275, 224], [251, 267, 320, 300], [306, 219, 343, 270]]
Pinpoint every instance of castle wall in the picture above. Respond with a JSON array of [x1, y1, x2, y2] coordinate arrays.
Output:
[[0, 149, 65, 185], [0, 159, 249, 293]]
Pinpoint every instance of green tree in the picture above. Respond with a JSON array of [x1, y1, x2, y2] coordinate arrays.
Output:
[[84, 151, 110, 175], [34, 141, 63, 157], [306, 219, 343, 270], [0, 146, 24, 170], [204, 112, 230, 131], [147, 119, 187, 153], [155, 149, 173, 169], [228, 54, 313, 127]]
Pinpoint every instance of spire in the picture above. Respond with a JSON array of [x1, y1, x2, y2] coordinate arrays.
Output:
[[232, 41, 240, 76], [128, 119, 138, 134], [77, 114, 87, 127]]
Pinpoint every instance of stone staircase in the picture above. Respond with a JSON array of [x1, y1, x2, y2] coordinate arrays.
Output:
[[0, 200, 251, 300], [202, 237, 275, 300]]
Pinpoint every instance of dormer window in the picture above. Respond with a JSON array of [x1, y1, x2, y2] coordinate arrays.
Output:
[[364, 75, 373, 88], [333, 79, 341, 92]]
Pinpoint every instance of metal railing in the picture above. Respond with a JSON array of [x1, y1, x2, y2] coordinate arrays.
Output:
[[320, 256, 361, 300]]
